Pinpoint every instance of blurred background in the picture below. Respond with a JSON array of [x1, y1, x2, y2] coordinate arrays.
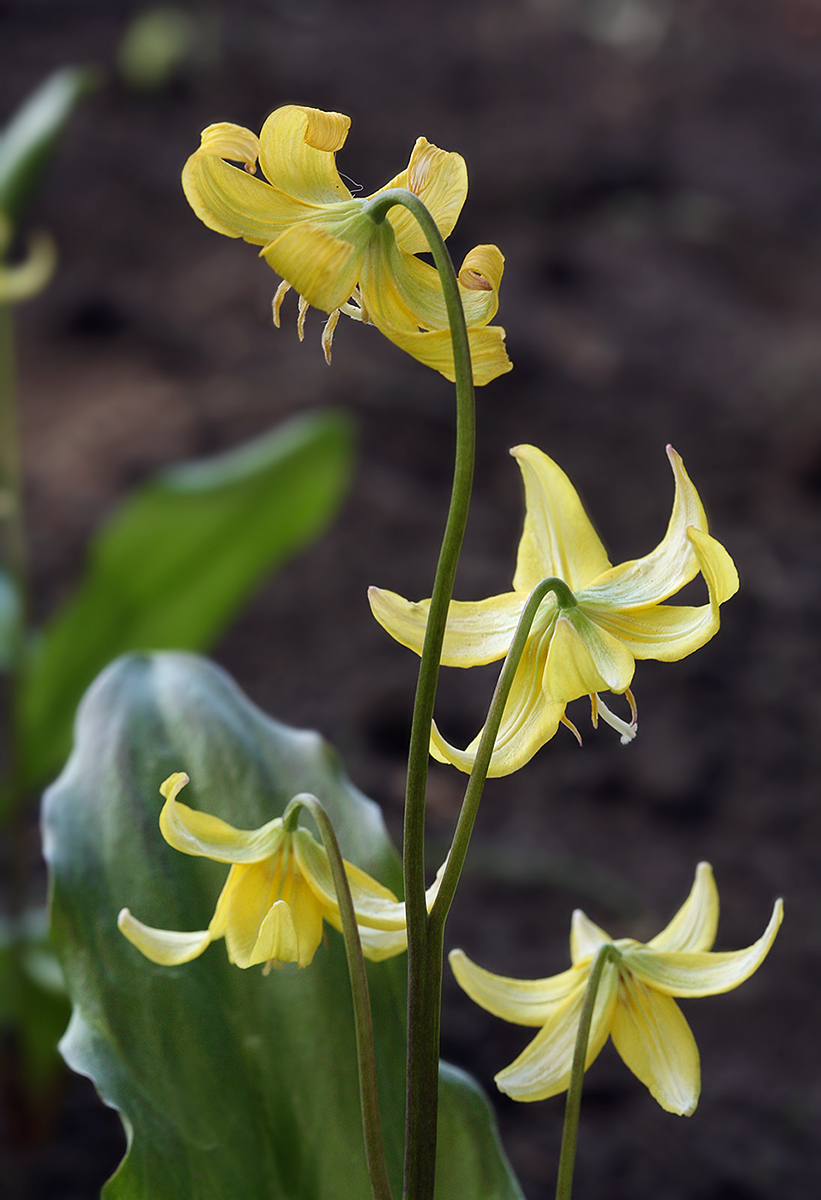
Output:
[[2, 0, 821, 1196]]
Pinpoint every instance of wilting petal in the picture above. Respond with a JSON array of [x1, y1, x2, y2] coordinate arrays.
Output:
[[510, 446, 612, 595], [494, 964, 618, 1101], [293, 829, 406, 930], [377, 137, 468, 253], [117, 909, 212, 965], [261, 215, 370, 312], [580, 447, 709, 609], [159, 774, 286, 864], [648, 863, 718, 953], [611, 974, 701, 1115], [430, 626, 566, 776], [258, 105, 352, 204], [378, 323, 512, 386], [544, 613, 635, 703], [626, 899, 783, 997], [569, 909, 613, 965], [449, 950, 588, 1027], [368, 587, 524, 666]]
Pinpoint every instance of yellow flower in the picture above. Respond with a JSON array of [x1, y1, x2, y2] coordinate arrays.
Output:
[[118, 773, 416, 970], [450, 863, 783, 1115], [182, 104, 511, 384], [369, 444, 739, 776]]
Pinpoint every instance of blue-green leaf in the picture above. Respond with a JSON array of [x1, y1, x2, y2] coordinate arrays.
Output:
[[21, 411, 353, 790], [44, 652, 523, 1200]]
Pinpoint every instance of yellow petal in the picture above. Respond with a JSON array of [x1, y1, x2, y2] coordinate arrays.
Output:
[[430, 624, 567, 776], [626, 899, 783, 997], [494, 964, 618, 1101], [248, 899, 302, 968], [647, 862, 719, 953], [293, 829, 406, 930], [355, 861, 443, 961], [182, 122, 318, 243], [261, 216, 370, 312], [510, 446, 612, 594], [449, 949, 588, 1027], [159, 775, 285, 864], [219, 859, 280, 967], [368, 586, 524, 666], [379, 323, 512, 386], [544, 612, 636, 703], [569, 909, 614, 965], [258, 105, 352, 204], [376, 136, 468, 253], [611, 973, 701, 1114], [117, 908, 212, 965], [0, 232, 56, 304], [580, 447, 709, 609]]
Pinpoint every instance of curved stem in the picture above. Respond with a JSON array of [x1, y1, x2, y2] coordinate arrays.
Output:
[[364, 188, 475, 1200], [430, 578, 573, 930], [555, 944, 618, 1200], [284, 794, 393, 1200]]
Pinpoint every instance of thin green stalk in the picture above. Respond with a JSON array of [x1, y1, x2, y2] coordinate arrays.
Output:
[[363, 188, 476, 1200], [430, 577, 576, 930], [283, 794, 394, 1200], [555, 944, 617, 1200]]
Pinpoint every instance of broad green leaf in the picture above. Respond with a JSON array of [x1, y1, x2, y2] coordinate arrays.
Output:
[[0, 68, 95, 225], [44, 652, 523, 1200], [21, 411, 353, 791]]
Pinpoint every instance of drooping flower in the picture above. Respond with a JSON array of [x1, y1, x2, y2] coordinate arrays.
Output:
[[182, 104, 511, 384], [450, 863, 783, 1115], [369, 444, 738, 776], [118, 773, 419, 970]]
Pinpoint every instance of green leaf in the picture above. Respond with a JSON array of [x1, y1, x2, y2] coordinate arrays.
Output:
[[0, 566, 21, 670], [44, 652, 523, 1200], [21, 411, 354, 790], [0, 68, 96, 226]]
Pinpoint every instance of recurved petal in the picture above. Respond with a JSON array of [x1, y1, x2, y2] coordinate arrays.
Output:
[[494, 963, 618, 1101], [377, 137, 468, 253], [257, 105, 353, 204], [182, 123, 316, 244], [611, 974, 701, 1114], [379, 323, 513, 386], [510, 446, 612, 594], [293, 829, 406, 930], [368, 586, 524, 666], [355, 861, 443, 961], [261, 214, 370, 312], [159, 775, 286, 863], [449, 949, 588, 1027], [117, 909, 212, 965], [430, 628, 567, 776], [543, 612, 636, 704], [579, 447, 709, 609], [626, 899, 783, 997], [648, 863, 719, 953], [570, 909, 614, 965]]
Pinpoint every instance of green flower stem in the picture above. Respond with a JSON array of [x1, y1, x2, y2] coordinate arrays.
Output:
[[555, 944, 618, 1200], [284, 794, 394, 1200], [364, 187, 476, 1200], [430, 577, 575, 928]]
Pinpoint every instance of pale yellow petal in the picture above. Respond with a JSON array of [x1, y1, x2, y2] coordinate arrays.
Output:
[[449, 949, 588, 1027], [247, 899, 301, 968], [261, 216, 370, 312], [293, 829, 406, 930], [580, 447, 709, 609], [118, 908, 212, 965], [611, 973, 701, 1114], [159, 776, 285, 864], [626, 899, 783, 997], [278, 873, 325, 968], [378, 323, 512, 386], [569, 909, 614, 965], [510, 446, 612, 594], [368, 586, 524, 666], [355, 861, 442, 961], [220, 859, 280, 967], [544, 613, 636, 703], [648, 863, 719, 953], [494, 964, 618, 1101], [257, 105, 352, 204], [0, 232, 56, 304], [376, 137, 468, 253]]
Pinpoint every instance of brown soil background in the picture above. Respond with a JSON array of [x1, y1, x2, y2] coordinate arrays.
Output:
[[2, 1, 821, 1197]]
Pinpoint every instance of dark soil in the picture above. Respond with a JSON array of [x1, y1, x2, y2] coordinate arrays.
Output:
[[2, 1, 821, 1197]]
